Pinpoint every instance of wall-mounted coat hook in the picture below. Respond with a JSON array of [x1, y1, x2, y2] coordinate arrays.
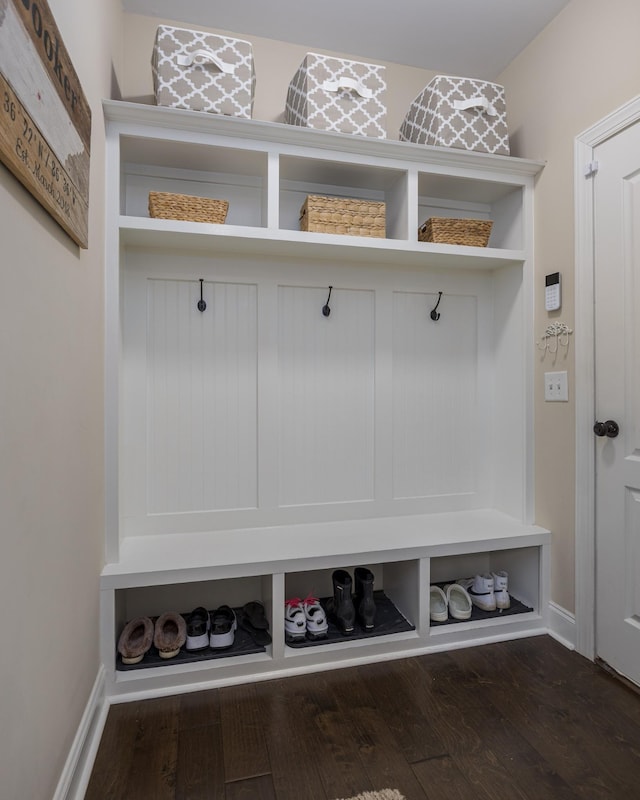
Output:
[[430, 291, 443, 321], [322, 286, 333, 317], [197, 279, 207, 312]]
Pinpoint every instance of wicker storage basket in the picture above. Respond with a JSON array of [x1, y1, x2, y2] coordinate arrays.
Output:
[[148, 192, 229, 224], [300, 195, 385, 238], [419, 217, 493, 247]]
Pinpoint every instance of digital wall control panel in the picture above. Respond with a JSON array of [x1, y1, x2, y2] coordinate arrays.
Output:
[[545, 272, 561, 311]]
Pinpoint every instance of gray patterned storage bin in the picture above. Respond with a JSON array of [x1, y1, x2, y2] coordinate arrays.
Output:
[[400, 75, 509, 155], [285, 52, 386, 138], [152, 25, 255, 117]]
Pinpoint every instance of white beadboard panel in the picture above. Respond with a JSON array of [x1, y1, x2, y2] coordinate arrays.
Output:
[[146, 278, 258, 513], [278, 285, 375, 506], [392, 290, 478, 499]]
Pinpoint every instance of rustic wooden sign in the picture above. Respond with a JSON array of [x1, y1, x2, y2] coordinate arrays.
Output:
[[0, 0, 91, 248]]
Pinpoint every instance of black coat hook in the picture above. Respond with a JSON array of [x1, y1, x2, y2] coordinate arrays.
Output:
[[197, 279, 206, 312], [430, 291, 443, 321], [322, 286, 333, 317]]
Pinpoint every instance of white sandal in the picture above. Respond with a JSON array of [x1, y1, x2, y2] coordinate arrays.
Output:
[[429, 585, 448, 622]]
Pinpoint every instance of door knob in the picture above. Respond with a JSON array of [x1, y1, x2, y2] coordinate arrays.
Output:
[[593, 420, 620, 438]]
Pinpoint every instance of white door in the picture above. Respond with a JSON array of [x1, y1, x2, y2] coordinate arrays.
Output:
[[593, 118, 640, 686]]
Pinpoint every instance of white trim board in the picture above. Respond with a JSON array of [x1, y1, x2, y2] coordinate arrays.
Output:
[[547, 601, 576, 651], [53, 666, 108, 800], [574, 93, 640, 660]]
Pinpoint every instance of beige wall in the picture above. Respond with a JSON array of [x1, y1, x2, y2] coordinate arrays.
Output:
[[499, 0, 640, 612], [0, 0, 122, 798], [121, 13, 438, 138]]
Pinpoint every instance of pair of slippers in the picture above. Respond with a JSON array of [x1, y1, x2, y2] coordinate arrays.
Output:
[[118, 611, 187, 664], [429, 583, 472, 622]]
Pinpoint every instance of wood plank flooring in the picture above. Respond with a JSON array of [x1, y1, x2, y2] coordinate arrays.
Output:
[[86, 636, 640, 799]]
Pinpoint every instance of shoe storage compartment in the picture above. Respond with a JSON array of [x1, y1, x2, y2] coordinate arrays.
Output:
[[428, 545, 543, 634], [103, 101, 547, 700], [110, 574, 273, 674], [283, 561, 420, 651]]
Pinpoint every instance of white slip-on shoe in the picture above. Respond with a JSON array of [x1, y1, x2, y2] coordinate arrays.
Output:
[[302, 595, 329, 639], [492, 570, 510, 609], [457, 573, 496, 612], [209, 605, 237, 649], [185, 606, 210, 651], [444, 583, 472, 620], [284, 597, 307, 642], [429, 585, 448, 622]]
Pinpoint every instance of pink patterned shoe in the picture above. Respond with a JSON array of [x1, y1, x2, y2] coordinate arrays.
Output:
[[302, 595, 328, 639], [284, 598, 306, 642]]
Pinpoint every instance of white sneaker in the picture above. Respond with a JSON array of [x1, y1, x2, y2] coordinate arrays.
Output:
[[444, 583, 472, 620], [302, 595, 328, 639], [457, 574, 496, 612], [284, 598, 306, 642], [429, 585, 448, 622], [492, 570, 510, 609]]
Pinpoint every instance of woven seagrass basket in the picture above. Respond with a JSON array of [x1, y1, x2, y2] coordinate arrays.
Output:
[[300, 195, 385, 238], [148, 192, 229, 224], [419, 217, 493, 247]]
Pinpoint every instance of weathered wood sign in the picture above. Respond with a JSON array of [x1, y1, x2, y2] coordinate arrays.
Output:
[[0, 0, 91, 248]]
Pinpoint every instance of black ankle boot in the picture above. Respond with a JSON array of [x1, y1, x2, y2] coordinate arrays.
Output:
[[354, 567, 376, 630], [327, 569, 356, 634]]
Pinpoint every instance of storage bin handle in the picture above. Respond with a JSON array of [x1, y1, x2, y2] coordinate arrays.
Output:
[[176, 49, 234, 74], [322, 77, 373, 99], [453, 96, 497, 117]]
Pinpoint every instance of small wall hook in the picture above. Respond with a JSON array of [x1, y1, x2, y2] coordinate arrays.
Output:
[[537, 321, 572, 354], [197, 279, 207, 312], [430, 291, 443, 321], [322, 286, 333, 317]]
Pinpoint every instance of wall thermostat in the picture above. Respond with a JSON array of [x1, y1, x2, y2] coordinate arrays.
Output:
[[545, 272, 561, 311]]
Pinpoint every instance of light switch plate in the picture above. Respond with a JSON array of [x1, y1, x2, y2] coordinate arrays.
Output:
[[544, 371, 568, 401]]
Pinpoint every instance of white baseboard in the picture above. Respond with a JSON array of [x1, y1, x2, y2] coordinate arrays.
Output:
[[53, 665, 109, 800], [547, 601, 576, 650]]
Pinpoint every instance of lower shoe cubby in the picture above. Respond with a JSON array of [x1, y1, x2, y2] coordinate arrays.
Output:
[[113, 574, 273, 671], [283, 560, 419, 649], [428, 546, 540, 630]]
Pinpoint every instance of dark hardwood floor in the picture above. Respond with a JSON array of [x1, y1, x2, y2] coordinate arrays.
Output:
[[85, 636, 640, 799]]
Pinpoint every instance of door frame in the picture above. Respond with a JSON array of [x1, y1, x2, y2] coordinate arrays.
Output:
[[574, 93, 640, 659]]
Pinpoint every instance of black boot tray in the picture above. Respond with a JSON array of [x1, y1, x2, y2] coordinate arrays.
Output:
[[116, 607, 269, 671], [286, 590, 415, 649]]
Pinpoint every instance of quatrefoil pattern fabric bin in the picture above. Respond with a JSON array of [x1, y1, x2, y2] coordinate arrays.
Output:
[[399, 75, 509, 155], [152, 26, 255, 118], [285, 53, 387, 138]]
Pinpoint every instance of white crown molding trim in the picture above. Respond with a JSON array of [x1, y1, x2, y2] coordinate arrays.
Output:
[[574, 92, 640, 661], [547, 601, 576, 651], [53, 666, 108, 800]]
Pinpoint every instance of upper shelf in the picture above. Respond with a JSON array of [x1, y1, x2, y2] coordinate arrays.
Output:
[[104, 100, 544, 178], [105, 100, 544, 266]]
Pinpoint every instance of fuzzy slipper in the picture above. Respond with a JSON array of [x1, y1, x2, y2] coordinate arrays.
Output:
[[153, 612, 187, 659], [117, 616, 154, 665]]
